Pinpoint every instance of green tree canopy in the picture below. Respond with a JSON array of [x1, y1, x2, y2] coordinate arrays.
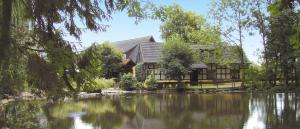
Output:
[[0, 0, 153, 99], [157, 4, 221, 44], [160, 36, 195, 83]]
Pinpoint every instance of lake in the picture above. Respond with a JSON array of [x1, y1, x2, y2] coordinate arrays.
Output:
[[0, 93, 299, 129]]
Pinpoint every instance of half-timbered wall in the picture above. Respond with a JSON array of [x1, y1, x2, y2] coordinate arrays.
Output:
[[144, 63, 241, 81]]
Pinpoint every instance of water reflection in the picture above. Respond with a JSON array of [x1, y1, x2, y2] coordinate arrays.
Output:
[[0, 93, 299, 129]]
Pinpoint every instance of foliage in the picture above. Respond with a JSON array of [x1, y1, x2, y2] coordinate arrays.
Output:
[[210, 0, 251, 65], [144, 73, 157, 89], [244, 65, 265, 89], [160, 36, 195, 82], [82, 78, 114, 93], [135, 63, 146, 82], [0, 101, 43, 129], [157, 4, 221, 44], [265, 3, 300, 87], [96, 42, 123, 79], [119, 73, 137, 90], [156, 4, 245, 66], [0, 0, 154, 99], [76, 42, 122, 93]]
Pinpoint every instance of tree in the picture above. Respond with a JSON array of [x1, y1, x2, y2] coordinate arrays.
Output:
[[157, 4, 246, 66], [157, 4, 221, 44], [266, 2, 299, 87], [210, 0, 251, 65], [135, 63, 147, 82], [75, 42, 122, 92], [160, 36, 195, 85], [96, 42, 123, 79], [249, 0, 270, 64], [0, 0, 152, 99]]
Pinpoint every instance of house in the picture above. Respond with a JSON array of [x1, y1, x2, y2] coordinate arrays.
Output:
[[115, 36, 248, 86]]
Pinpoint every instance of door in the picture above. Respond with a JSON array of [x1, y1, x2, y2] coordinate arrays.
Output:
[[190, 70, 198, 86]]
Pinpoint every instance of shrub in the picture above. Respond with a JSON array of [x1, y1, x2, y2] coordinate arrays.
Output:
[[144, 73, 157, 90], [83, 78, 114, 93], [119, 73, 137, 90], [136, 82, 144, 89], [136, 63, 146, 82]]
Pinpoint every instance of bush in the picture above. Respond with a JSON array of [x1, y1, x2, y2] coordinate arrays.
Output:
[[83, 78, 114, 93], [119, 73, 137, 90], [136, 63, 146, 82], [144, 73, 157, 90], [136, 82, 144, 89]]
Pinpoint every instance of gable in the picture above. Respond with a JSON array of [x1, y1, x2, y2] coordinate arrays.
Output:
[[115, 36, 155, 53], [140, 42, 162, 63]]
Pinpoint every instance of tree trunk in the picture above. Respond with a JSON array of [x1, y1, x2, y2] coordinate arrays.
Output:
[[63, 68, 77, 93], [0, 0, 13, 66]]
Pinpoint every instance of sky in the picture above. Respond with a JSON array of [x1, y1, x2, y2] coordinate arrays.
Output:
[[64, 0, 263, 64]]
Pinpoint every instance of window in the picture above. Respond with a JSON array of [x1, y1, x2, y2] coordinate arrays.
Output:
[[198, 69, 207, 80], [216, 67, 230, 79], [230, 64, 240, 79]]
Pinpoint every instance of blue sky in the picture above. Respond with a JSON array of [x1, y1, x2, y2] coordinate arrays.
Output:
[[64, 0, 263, 64]]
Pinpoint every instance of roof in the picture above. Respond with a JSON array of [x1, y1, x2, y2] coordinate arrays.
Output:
[[140, 42, 162, 63], [115, 36, 155, 53], [114, 36, 247, 66]]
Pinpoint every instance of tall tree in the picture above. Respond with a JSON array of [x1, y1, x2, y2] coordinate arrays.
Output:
[[265, 0, 300, 87], [249, 0, 270, 64], [157, 4, 221, 44], [210, 0, 251, 65], [0, 0, 153, 98]]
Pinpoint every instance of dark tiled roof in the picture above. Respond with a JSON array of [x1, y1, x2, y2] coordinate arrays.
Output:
[[140, 42, 162, 63], [114, 36, 246, 66], [115, 36, 155, 52], [127, 45, 140, 63]]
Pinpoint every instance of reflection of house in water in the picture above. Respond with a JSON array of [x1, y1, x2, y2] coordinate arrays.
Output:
[[123, 113, 164, 129], [121, 94, 249, 129]]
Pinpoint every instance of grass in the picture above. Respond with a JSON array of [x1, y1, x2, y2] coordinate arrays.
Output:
[[163, 82, 242, 90], [185, 85, 239, 90]]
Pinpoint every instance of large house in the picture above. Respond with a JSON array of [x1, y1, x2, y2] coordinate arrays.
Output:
[[115, 36, 248, 86]]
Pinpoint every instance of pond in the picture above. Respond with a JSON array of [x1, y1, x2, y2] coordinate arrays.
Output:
[[0, 93, 300, 129]]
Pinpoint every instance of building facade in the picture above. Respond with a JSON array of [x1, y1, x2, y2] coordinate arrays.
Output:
[[115, 36, 247, 86]]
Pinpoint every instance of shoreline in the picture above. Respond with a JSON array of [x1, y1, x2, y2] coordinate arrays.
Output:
[[3, 88, 300, 105]]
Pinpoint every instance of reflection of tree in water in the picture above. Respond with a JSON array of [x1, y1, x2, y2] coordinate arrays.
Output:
[[0, 101, 43, 129], [81, 112, 123, 129], [43, 103, 75, 129], [158, 93, 249, 129], [119, 93, 250, 129], [1, 93, 299, 129], [262, 93, 300, 129]]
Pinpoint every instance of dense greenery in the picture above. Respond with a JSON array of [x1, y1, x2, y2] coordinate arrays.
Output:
[[209, 0, 300, 89], [144, 73, 158, 89], [119, 73, 137, 90], [0, 0, 152, 99], [95, 42, 123, 79], [157, 4, 221, 44], [82, 78, 115, 93], [1, 0, 300, 97], [135, 63, 147, 82], [157, 4, 246, 65], [160, 37, 195, 84]]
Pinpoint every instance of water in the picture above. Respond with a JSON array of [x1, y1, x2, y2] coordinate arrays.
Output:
[[0, 93, 300, 129]]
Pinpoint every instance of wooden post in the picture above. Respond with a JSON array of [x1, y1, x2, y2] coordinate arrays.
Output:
[[132, 66, 136, 77]]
